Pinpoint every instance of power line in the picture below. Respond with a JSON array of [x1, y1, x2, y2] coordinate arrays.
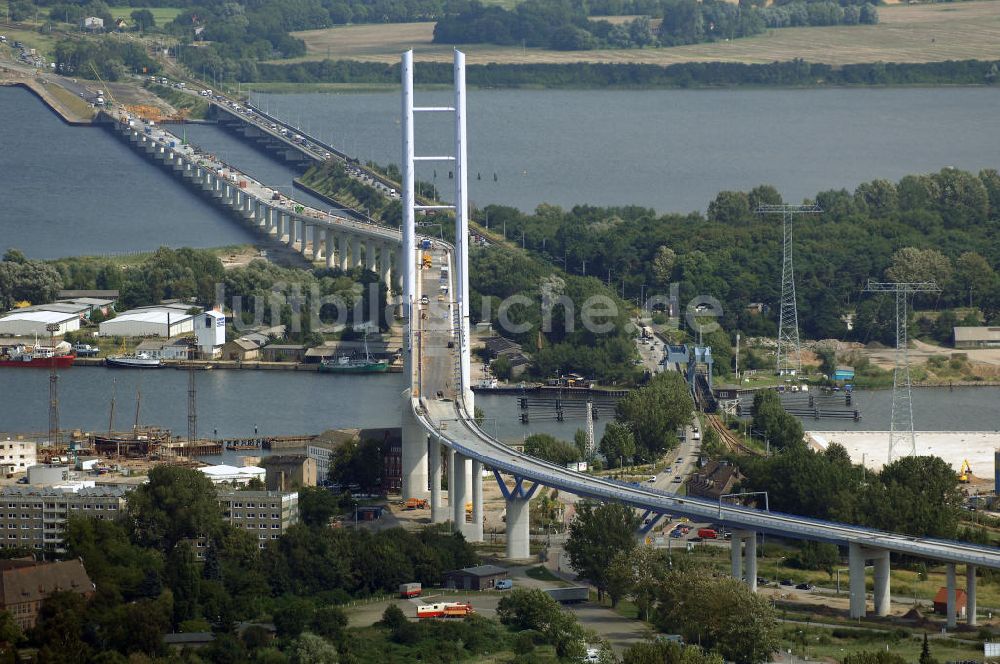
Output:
[[863, 280, 941, 462], [757, 204, 821, 376]]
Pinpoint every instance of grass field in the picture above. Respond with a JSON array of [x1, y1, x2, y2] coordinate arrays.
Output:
[[108, 6, 183, 24], [288, 1, 1000, 67]]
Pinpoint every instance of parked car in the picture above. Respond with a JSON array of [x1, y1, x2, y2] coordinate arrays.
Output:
[[780, 579, 795, 586], [795, 582, 815, 591]]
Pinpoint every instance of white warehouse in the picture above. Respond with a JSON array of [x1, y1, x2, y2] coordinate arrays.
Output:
[[0, 311, 81, 337], [98, 305, 196, 338]]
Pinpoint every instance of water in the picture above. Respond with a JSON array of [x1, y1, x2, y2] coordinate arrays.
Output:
[[0, 86, 257, 259], [251, 87, 1000, 213]]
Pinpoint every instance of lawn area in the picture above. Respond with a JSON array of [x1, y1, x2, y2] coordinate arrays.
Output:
[[287, 1, 1000, 67], [108, 6, 184, 25], [0, 26, 60, 59]]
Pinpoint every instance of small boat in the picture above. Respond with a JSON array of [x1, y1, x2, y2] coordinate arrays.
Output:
[[319, 333, 388, 374], [0, 343, 75, 368], [106, 352, 163, 369]]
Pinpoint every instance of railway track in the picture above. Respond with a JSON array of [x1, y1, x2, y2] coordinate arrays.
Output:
[[706, 414, 761, 456]]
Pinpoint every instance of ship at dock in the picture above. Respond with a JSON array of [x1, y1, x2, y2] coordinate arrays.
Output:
[[105, 352, 163, 369], [0, 342, 75, 368], [319, 334, 389, 374]]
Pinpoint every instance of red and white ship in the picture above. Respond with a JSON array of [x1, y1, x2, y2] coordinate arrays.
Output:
[[415, 602, 474, 619], [0, 342, 75, 368]]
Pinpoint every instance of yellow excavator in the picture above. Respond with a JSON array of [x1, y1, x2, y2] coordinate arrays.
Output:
[[959, 459, 972, 483]]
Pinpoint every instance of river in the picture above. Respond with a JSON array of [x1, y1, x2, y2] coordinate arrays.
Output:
[[250, 86, 1000, 214]]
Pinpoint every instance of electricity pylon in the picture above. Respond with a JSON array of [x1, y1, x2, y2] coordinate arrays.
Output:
[[757, 204, 821, 375], [863, 280, 941, 462]]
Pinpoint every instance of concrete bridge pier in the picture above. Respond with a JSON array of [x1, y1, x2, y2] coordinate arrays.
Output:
[[495, 473, 537, 559], [353, 237, 364, 269], [730, 530, 758, 591], [429, 437, 446, 523], [470, 459, 484, 542], [287, 217, 298, 250], [446, 447, 455, 516], [325, 229, 336, 269], [452, 453, 471, 536], [849, 543, 891, 618], [338, 233, 349, 271], [380, 243, 393, 289], [401, 405, 429, 500], [967, 565, 977, 626], [365, 240, 377, 274], [311, 225, 323, 262]]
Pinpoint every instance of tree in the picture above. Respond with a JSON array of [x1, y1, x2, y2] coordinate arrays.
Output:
[[954, 251, 995, 307], [885, 247, 952, 285], [298, 487, 341, 528], [491, 355, 513, 381], [310, 605, 348, 641], [615, 372, 692, 461], [292, 633, 339, 664], [573, 429, 589, 460], [130, 9, 155, 31], [0, 611, 22, 649], [32, 591, 91, 664], [653, 570, 778, 664], [273, 597, 317, 639], [497, 589, 586, 660], [750, 390, 804, 451], [329, 438, 384, 493], [127, 465, 225, 550], [842, 653, 907, 664], [565, 502, 640, 601], [622, 640, 724, 664], [524, 433, 580, 465], [651, 246, 677, 287], [599, 422, 636, 468], [707, 191, 751, 224]]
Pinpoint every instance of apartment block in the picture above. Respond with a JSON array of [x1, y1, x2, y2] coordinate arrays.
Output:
[[216, 489, 299, 551], [0, 486, 129, 554], [0, 441, 36, 475]]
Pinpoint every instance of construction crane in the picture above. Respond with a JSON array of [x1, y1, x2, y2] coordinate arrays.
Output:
[[959, 459, 972, 483], [89, 63, 117, 108]]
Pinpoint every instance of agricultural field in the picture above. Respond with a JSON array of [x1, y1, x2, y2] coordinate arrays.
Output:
[[288, 1, 1000, 67]]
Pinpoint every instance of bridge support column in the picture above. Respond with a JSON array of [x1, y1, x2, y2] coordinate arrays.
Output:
[[451, 453, 470, 535], [495, 473, 538, 560], [353, 237, 364, 269], [325, 229, 335, 268], [967, 565, 977, 626], [401, 405, 429, 500], [380, 243, 392, 288], [848, 542, 868, 619], [446, 447, 455, 516], [469, 459, 483, 542], [871, 549, 890, 617], [311, 225, 322, 261], [338, 233, 349, 271], [730, 533, 743, 581], [429, 437, 445, 523], [366, 241, 377, 273], [745, 532, 757, 592], [946, 563, 957, 629]]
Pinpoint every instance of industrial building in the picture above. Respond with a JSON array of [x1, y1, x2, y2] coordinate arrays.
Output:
[[198, 464, 266, 486], [0, 559, 95, 630], [954, 326, 1000, 349], [194, 310, 226, 359], [443, 565, 509, 591], [98, 303, 197, 338], [0, 440, 36, 475], [260, 455, 317, 491], [0, 310, 80, 337], [135, 338, 192, 360], [220, 338, 261, 362]]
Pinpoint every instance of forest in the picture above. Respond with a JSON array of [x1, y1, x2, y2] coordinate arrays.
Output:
[[433, 0, 876, 51]]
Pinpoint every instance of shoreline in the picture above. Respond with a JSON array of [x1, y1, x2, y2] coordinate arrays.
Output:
[[0, 76, 94, 126]]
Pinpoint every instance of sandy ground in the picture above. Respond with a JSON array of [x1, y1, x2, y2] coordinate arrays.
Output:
[[288, 1, 1000, 66], [865, 339, 1000, 371], [808, 430, 1000, 481]]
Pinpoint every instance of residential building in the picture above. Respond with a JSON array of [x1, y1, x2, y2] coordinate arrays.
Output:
[[686, 460, 745, 501], [0, 485, 129, 553], [260, 455, 317, 491], [0, 310, 80, 337], [305, 440, 339, 482], [98, 304, 198, 337], [216, 489, 298, 550], [954, 326, 1000, 349], [198, 464, 266, 487], [0, 559, 95, 630], [0, 440, 36, 475], [443, 565, 509, 591], [220, 338, 260, 362], [80, 16, 104, 30]]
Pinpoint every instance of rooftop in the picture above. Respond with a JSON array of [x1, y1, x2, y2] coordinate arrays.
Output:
[[0, 310, 79, 324], [954, 326, 1000, 342], [450, 564, 508, 577]]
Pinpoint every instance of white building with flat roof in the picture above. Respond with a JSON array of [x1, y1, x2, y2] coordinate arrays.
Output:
[[198, 465, 266, 487], [0, 440, 36, 475], [0, 311, 80, 337], [98, 305, 196, 337]]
